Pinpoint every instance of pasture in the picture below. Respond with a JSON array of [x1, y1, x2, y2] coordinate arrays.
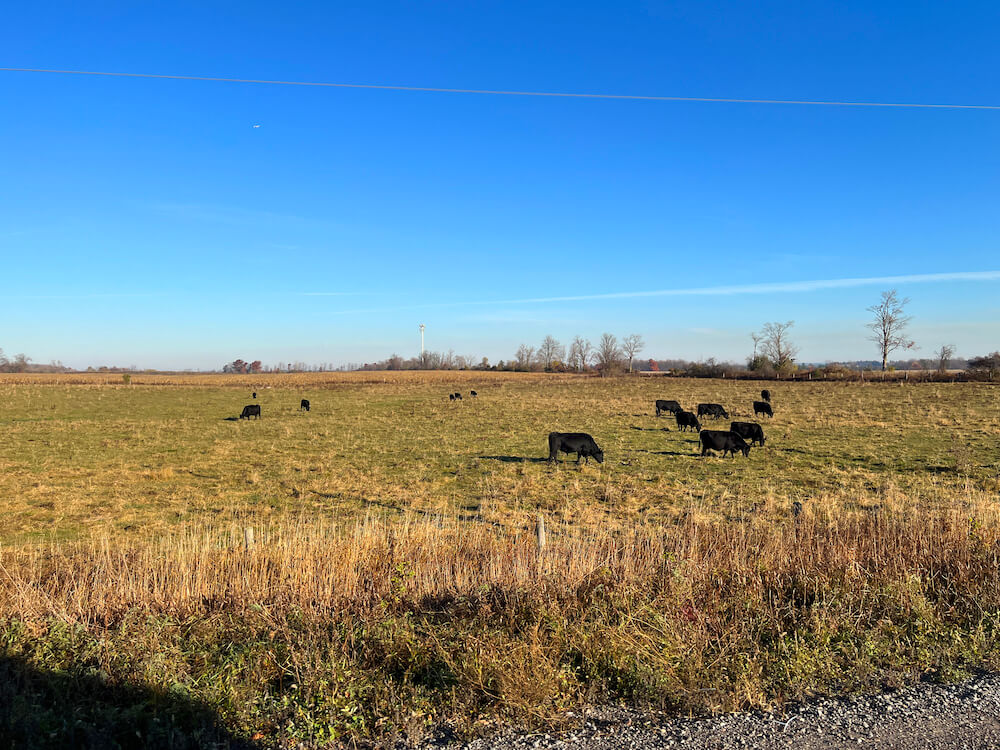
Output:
[[2, 372, 1000, 747]]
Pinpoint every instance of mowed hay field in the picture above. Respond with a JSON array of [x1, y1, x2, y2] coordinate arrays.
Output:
[[2, 372, 1000, 748]]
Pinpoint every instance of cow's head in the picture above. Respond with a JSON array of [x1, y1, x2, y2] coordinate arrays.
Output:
[[593, 448, 605, 464], [739, 443, 751, 457]]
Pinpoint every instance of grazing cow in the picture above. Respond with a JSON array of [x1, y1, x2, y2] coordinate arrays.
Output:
[[730, 421, 765, 446], [675, 411, 701, 432], [699, 430, 751, 457], [454, 392, 463, 401], [760, 389, 771, 403], [753, 401, 774, 418], [300, 399, 310, 412], [655, 399, 682, 417], [470, 390, 478, 397], [449, 393, 455, 401], [547, 432, 604, 464], [240, 404, 261, 420], [697, 403, 729, 419]]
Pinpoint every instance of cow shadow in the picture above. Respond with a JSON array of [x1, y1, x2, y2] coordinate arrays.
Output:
[[222, 416, 239, 422], [636, 448, 695, 457], [0, 654, 260, 750], [477, 455, 549, 464]]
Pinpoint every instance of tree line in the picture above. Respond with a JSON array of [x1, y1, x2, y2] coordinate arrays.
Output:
[[5, 290, 995, 377]]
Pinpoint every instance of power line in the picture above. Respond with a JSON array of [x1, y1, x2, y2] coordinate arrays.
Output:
[[2, 66, 998, 110]]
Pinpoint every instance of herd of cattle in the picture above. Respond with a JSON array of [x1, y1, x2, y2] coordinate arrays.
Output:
[[234, 386, 775, 463], [548, 389, 775, 464]]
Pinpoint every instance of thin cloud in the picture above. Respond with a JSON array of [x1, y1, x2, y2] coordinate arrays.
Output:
[[299, 292, 359, 297], [499, 271, 1000, 304], [9, 293, 163, 300], [325, 270, 1000, 315]]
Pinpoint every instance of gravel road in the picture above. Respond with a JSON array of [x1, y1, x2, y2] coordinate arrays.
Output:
[[413, 672, 1000, 749]]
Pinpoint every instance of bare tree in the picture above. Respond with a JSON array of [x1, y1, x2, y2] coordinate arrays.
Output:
[[595, 333, 623, 376], [969, 352, 1000, 380], [621, 334, 645, 373], [10, 354, 32, 373], [515, 344, 535, 371], [935, 344, 956, 374], [537, 335, 565, 370], [568, 336, 593, 372], [867, 289, 916, 371], [760, 321, 798, 373], [747, 330, 769, 371]]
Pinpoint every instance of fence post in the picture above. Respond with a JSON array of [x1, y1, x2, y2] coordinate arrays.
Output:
[[535, 514, 546, 552], [243, 527, 255, 550]]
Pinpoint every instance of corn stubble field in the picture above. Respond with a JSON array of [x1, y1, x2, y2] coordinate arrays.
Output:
[[2, 371, 1000, 748]]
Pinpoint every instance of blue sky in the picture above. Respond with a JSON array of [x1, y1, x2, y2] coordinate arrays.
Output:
[[2, 1, 998, 369]]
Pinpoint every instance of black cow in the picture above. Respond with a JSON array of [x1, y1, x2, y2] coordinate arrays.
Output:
[[454, 392, 463, 401], [760, 389, 771, 403], [730, 421, 765, 446], [470, 390, 478, 397], [697, 403, 729, 419], [449, 393, 455, 401], [240, 404, 261, 420], [675, 411, 701, 432], [547, 432, 604, 464], [655, 399, 682, 417], [699, 430, 750, 457], [300, 399, 310, 411], [252, 392, 257, 399], [753, 401, 774, 418]]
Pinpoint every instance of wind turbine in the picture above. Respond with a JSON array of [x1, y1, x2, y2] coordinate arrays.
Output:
[[419, 324, 425, 356]]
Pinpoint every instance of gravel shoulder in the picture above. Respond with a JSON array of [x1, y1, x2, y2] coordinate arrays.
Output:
[[414, 673, 1000, 749]]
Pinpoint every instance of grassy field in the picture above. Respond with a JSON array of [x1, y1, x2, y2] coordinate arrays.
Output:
[[2, 373, 1000, 748]]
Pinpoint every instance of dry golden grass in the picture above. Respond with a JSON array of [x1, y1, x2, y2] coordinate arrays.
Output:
[[2, 373, 1000, 747]]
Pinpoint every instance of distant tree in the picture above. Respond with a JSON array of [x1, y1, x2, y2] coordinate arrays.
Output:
[[568, 336, 593, 372], [647, 359, 659, 372], [386, 353, 403, 370], [0, 348, 7, 370], [968, 352, 1000, 380], [760, 321, 798, 373], [934, 344, 956, 374], [747, 330, 770, 371], [867, 289, 916, 371], [479, 356, 490, 370], [515, 344, 535, 371], [9, 353, 30, 373], [249, 360, 263, 373], [537, 335, 565, 370], [621, 334, 645, 373], [595, 333, 623, 377]]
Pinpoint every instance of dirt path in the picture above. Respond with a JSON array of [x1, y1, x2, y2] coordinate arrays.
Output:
[[417, 673, 1000, 749]]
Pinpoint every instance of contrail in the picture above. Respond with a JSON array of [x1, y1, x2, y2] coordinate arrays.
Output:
[[2, 67, 999, 110], [325, 270, 1000, 315]]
